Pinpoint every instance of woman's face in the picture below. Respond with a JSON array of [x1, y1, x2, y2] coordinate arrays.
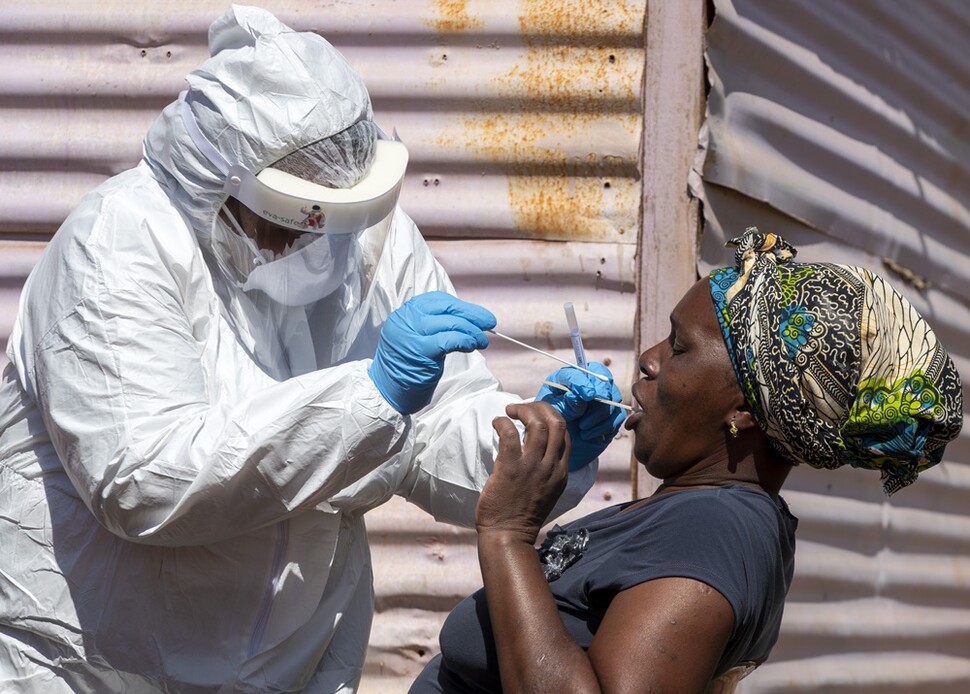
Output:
[[625, 279, 745, 481]]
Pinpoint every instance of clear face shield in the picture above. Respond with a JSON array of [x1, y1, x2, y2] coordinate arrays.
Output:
[[216, 139, 407, 306], [180, 95, 406, 308]]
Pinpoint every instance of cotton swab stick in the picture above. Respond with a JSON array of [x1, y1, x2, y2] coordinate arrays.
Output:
[[487, 330, 610, 382], [542, 381, 633, 411]]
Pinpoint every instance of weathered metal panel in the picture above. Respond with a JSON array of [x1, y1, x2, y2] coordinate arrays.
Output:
[[697, 1, 970, 691], [0, 2, 643, 691], [0, 0, 643, 242]]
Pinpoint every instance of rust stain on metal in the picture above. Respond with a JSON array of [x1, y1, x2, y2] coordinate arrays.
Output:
[[439, 0, 644, 240], [446, 109, 639, 239], [506, 1, 642, 240], [518, 0, 642, 36], [428, 0, 484, 33], [511, 174, 614, 240], [514, 0, 641, 104]]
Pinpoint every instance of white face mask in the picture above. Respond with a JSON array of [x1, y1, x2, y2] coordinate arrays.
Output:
[[243, 233, 359, 306], [223, 204, 361, 307]]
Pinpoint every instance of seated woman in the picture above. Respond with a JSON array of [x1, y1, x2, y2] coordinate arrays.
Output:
[[409, 228, 963, 693]]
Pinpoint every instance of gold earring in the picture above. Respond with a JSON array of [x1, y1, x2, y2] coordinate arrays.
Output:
[[729, 420, 739, 438]]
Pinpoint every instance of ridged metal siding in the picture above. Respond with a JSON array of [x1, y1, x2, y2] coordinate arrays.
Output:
[[696, 1, 970, 691], [0, 2, 643, 691], [7, 1, 969, 692]]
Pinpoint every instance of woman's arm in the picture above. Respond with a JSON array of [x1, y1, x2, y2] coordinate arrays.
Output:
[[587, 577, 735, 692], [477, 402, 735, 693]]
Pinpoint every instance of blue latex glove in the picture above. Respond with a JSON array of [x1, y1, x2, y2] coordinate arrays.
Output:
[[536, 362, 626, 471], [368, 291, 496, 415]]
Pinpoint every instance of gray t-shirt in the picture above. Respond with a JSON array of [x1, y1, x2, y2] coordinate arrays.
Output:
[[410, 485, 798, 693]]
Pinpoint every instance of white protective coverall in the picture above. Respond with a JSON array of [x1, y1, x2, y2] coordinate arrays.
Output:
[[0, 6, 594, 692]]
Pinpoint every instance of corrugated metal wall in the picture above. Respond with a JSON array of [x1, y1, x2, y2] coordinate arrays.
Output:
[[16, 1, 966, 691], [696, 1, 970, 691], [0, 1, 644, 691]]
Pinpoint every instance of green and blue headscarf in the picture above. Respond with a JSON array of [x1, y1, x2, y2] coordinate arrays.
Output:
[[709, 227, 963, 495]]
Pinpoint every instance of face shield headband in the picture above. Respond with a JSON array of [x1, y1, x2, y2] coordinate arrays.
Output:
[[179, 92, 408, 234]]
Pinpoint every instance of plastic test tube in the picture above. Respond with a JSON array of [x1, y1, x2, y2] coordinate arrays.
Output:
[[563, 302, 588, 368]]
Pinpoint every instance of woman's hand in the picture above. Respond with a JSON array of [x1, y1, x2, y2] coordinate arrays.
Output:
[[476, 402, 734, 693], [476, 402, 571, 544], [476, 402, 597, 693], [535, 362, 626, 471]]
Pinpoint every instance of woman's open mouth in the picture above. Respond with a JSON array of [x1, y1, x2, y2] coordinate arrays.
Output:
[[623, 407, 643, 430]]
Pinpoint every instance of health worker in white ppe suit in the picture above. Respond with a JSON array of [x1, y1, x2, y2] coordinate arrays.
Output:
[[0, 5, 626, 693]]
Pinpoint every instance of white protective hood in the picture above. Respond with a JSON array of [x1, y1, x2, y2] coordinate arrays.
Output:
[[145, 5, 372, 248], [145, 4, 387, 321], [0, 6, 594, 693]]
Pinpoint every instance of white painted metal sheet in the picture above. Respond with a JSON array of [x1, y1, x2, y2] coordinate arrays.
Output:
[[697, 1, 970, 691], [0, 1, 643, 691]]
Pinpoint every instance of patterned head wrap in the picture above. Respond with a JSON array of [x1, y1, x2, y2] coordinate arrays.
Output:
[[709, 227, 963, 495]]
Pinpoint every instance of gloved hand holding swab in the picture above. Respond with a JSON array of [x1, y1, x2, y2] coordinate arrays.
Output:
[[542, 380, 632, 410], [557, 303, 630, 408], [487, 306, 630, 469], [536, 361, 627, 470]]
